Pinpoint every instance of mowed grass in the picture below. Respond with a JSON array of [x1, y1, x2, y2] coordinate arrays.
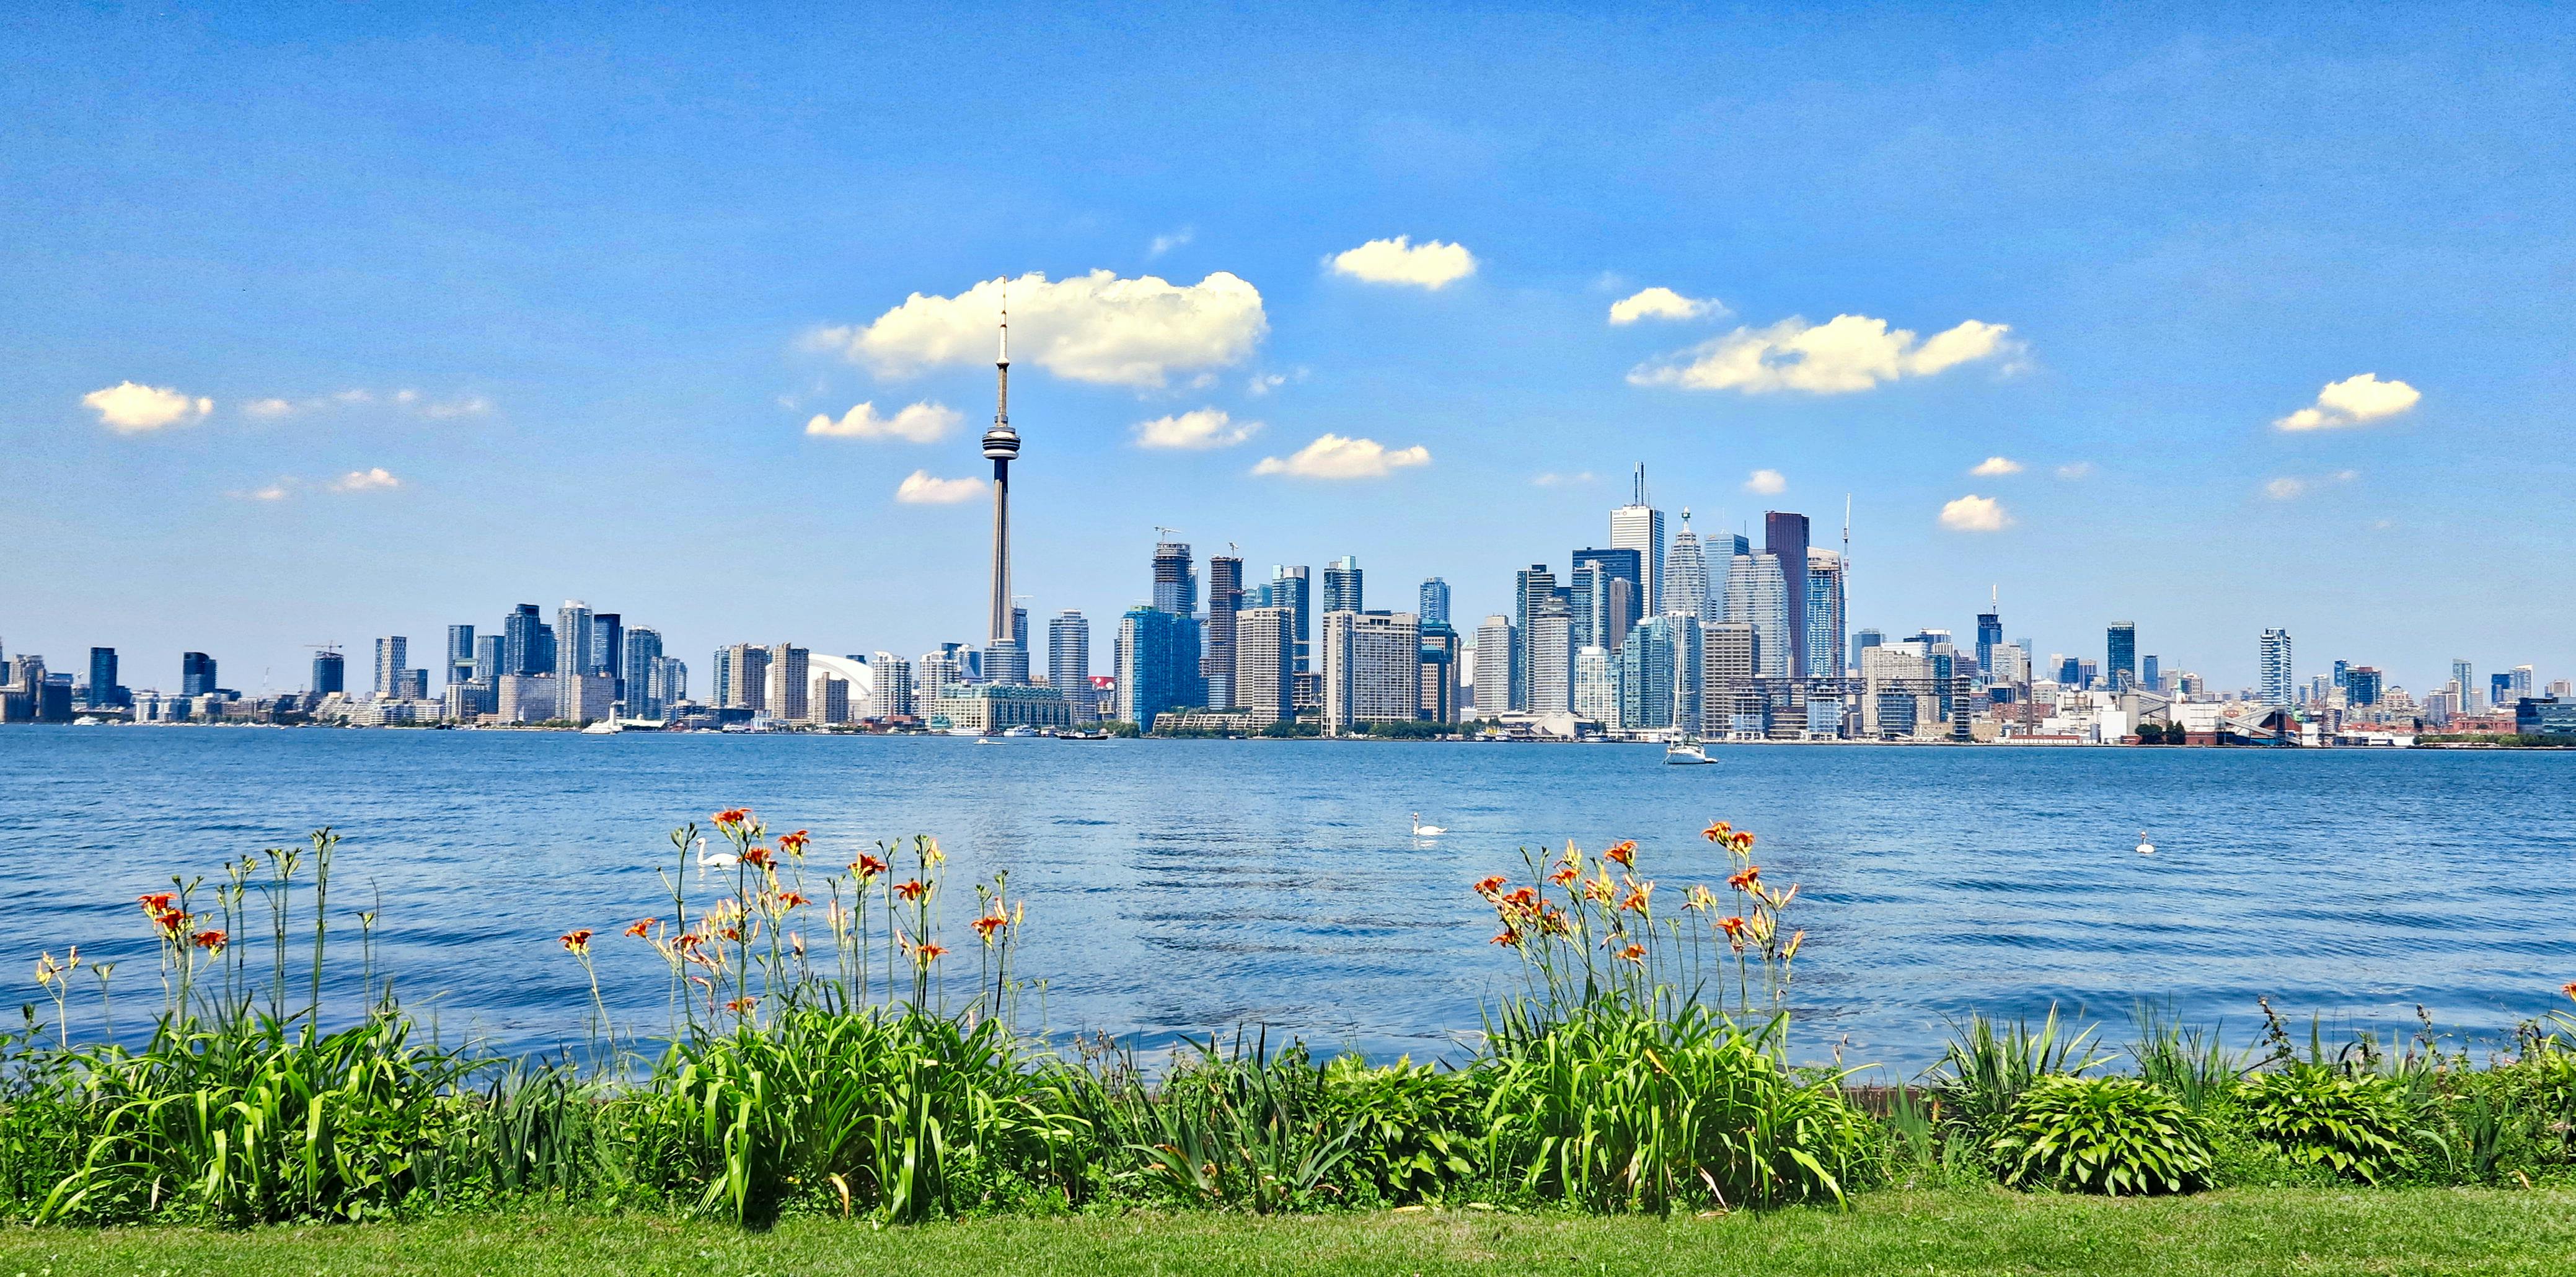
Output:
[[7, 1188, 2575, 1276]]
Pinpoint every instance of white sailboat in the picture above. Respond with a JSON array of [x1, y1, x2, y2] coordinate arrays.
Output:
[[1664, 735, 1714, 765]]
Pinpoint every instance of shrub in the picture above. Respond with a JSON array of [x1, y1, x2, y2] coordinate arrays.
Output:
[[1990, 1075, 2213, 1195], [1319, 1054, 1485, 1204], [2236, 1068, 2414, 1184], [1931, 1008, 2112, 1143]]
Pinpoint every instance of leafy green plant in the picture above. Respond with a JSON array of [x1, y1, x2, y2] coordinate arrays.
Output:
[[2236, 1068, 2414, 1184], [1990, 1076, 2213, 1195], [1931, 1008, 2112, 1141], [2127, 1004, 2244, 1112], [1319, 1054, 1485, 1203]]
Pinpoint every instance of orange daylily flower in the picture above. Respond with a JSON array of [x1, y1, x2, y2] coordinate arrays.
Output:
[[191, 930, 227, 952], [1490, 930, 1523, 947], [1719, 914, 1747, 939], [741, 845, 774, 868], [1702, 820, 1731, 841], [713, 808, 752, 828], [973, 912, 1008, 942], [1615, 942, 1647, 965], [625, 918, 655, 939], [1473, 875, 1508, 898], [560, 929, 593, 955], [1730, 831, 1756, 851], [779, 829, 811, 854], [894, 878, 927, 901], [1728, 865, 1760, 892], [1549, 864, 1580, 886], [1604, 840, 1637, 868], [912, 941, 948, 963]]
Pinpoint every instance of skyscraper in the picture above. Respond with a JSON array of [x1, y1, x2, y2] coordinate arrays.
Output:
[[2142, 654, 2161, 693], [1418, 622, 1459, 723], [1321, 555, 1364, 615], [2107, 623, 2137, 692], [1572, 647, 1617, 723], [1048, 611, 1091, 694], [1724, 551, 1790, 678], [1116, 606, 1186, 728], [503, 604, 547, 675], [1512, 564, 1557, 710], [622, 627, 663, 719], [593, 613, 624, 692], [1610, 464, 1665, 613], [984, 305, 1022, 684], [1320, 609, 1419, 735], [1525, 604, 1572, 714], [766, 644, 809, 722], [1473, 615, 1516, 718], [182, 652, 218, 696], [1805, 548, 1845, 680], [374, 637, 408, 697], [1235, 606, 1295, 725], [557, 602, 594, 683], [870, 653, 916, 718], [1153, 542, 1197, 616], [1764, 511, 1811, 679], [446, 625, 476, 689], [1571, 547, 1644, 641], [311, 649, 345, 696], [725, 643, 771, 713], [1974, 594, 2003, 684], [2259, 629, 2295, 709], [1271, 565, 1312, 671], [1418, 577, 1450, 629], [2452, 658, 2478, 712], [85, 647, 121, 709], [1617, 616, 1679, 731], [1666, 511, 1711, 622], [1206, 555, 1243, 709], [1851, 628, 1883, 674]]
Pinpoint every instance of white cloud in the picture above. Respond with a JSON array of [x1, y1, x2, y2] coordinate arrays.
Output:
[[1969, 456, 2024, 476], [1149, 227, 1193, 257], [2054, 462, 2097, 480], [894, 470, 985, 504], [1134, 407, 1259, 450], [1532, 471, 1597, 487], [1252, 433, 1431, 480], [1743, 468, 1787, 495], [1939, 494, 2012, 532], [1326, 236, 1477, 289], [2274, 373, 2421, 431], [82, 382, 212, 432], [330, 467, 402, 492], [234, 479, 296, 502], [232, 389, 492, 420], [805, 400, 961, 443], [819, 270, 1267, 389], [2265, 469, 2360, 501], [1628, 314, 2018, 395], [1608, 287, 1725, 325], [243, 397, 296, 418], [421, 395, 492, 419]]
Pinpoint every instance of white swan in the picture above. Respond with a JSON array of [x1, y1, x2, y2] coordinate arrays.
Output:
[[2136, 831, 2156, 856], [695, 835, 739, 874], [1411, 813, 1448, 837]]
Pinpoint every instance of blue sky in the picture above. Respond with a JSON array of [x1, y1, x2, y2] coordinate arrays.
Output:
[[4, 2, 2570, 695]]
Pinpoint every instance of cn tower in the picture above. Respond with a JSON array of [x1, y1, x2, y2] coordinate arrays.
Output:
[[982, 302, 1020, 666]]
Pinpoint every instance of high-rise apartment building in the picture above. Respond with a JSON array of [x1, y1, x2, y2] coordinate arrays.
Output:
[[2259, 629, 2295, 709], [2510, 665, 2536, 700], [1724, 552, 1790, 678], [1321, 555, 1363, 615], [725, 643, 771, 713], [1617, 616, 1679, 731], [1152, 542, 1198, 616], [622, 627, 663, 718], [1805, 548, 1845, 680], [710, 646, 734, 707], [650, 655, 687, 716], [1573, 548, 1644, 646], [311, 649, 345, 696], [1511, 564, 1558, 710], [1320, 610, 1419, 735], [557, 602, 595, 683], [593, 612, 623, 683], [1473, 615, 1516, 719], [767, 644, 810, 722], [181, 652, 218, 696], [2107, 622, 2137, 692], [870, 653, 915, 718], [1270, 565, 1312, 671], [1418, 577, 1450, 629], [1764, 511, 1811, 679], [1418, 623, 1458, 723], [1116, 605, 1188, 728], [1235, 606, 1295, 725], [2452, 658, 2479, 713], [1610, 464, 1665, 613], [1048, 611, 1091, 695], [1525, 606, 1573, 714], [446, 625, 476, 689], [1851, 628, 1883, 674], [1573, 646, 1617, 723], [1205, 555, 1242, 709], [85, 647, 123, 709], [504, 604, 548, 675], [1974, 598, 2003, 683], [374, 635, 408, 697], [1666, 512, 1711, 622], [1703, 620, 1758, 736]]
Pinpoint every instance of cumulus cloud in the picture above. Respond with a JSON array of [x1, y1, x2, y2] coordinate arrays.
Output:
[[818, 270, 1266, 389], [1628, 314, 2018, 395], [1939, 494, 2012, 532], [1532, 471, 1596, 487], [1253, 433, 1431, 480], [82, 382, 212, 432], [330, 467, 402, 492], [1969, 456, 2024, 476], [894, 470, 985, 504], [1326, 236, 1477, 289], [805, 400, 961, 443], [2054, 462, 2097, 480], [2275, 373, 2421, 431], [1608, 287, 1726, 325], [1743, 469, 1787, 495], [1134, 408, 1259, 450]]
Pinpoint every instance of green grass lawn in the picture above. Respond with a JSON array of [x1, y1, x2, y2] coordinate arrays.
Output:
[[7, 1188, 2575, 1276]]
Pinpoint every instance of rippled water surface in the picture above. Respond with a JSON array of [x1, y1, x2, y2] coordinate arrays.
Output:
[[4, 727, 2570, 1067]]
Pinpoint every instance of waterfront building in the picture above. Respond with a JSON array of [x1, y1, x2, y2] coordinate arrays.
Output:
[[2510, 665, 2536, 700], [1667, 613, 1704, 734], [85, 647, 125, 709], [929, 682, 1075, 733], [1322, 555, 1364, 615], [1703, 620, 1758, 736], [562, 671, 615, 724], [1116, 606, 1187, 728], [1418, 622, 1459, 724], [1472, 614, 1517, 720], [2107, 622, 2137, 691], [374, 635, 408, 698], [725, 643, 771, 713], [1573, 645, 1617, 723], [919, 647, 966, 700], [2259, 629, 2295, 709], [446, 625, 476, 689], [982, 638, 1030, 686], [1806, 548, 1845, 680], [1566, 562, 1602, 652], [813, 674, 851, 725], [765, 644, 811, 722], [497, 672, 558, 723], [503, 604, 548, 675], [2515, 697, 2576, 737], [312, 648, 345, 696], [865, 653, 914, 718], [593, 614, 623, 693], [182, 651, 218, 696], [1205, 555, 1243, 709], [2453, 658, 2479, 713], [1764, 511, 1811, 679], [650, 656, 686, 715], [1525, 605, 1572, 714], [622, 627, 663, 718], [2343, 665, 2382, 707], [1513, 563, 1558, 710], [1235, 606, 1295, 725], [1320, 609, 1420, 736], [1667, 511, 1711, 623], [1724, 552, 1789, 678], [557, 602, 595, 684], [1270, 565, 1312, 671], [1610, 464, 1665, 612], [1616, 615, 1680, 731], [1861, 642, 1943, 740], [710, 645, 734, 707], [1418, 577, 1450, 629]]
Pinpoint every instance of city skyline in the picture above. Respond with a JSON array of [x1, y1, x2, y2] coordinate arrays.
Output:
[[5, 7, 2572, 692]]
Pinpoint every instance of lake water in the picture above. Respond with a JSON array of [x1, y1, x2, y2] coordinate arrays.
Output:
[[3, 727, 2570, 1071]]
